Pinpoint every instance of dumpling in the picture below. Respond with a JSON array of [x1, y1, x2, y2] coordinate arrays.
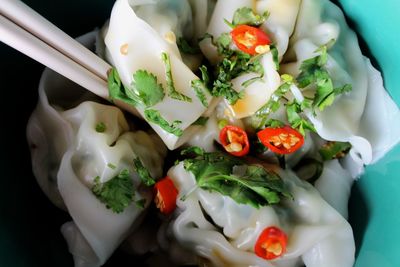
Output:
[[105, 0, 214, 150], [163, 161, 354, 267], [27, 31, 167, 267], [281, 0, 400, 175]]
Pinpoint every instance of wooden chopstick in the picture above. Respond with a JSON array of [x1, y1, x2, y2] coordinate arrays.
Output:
[[0, 14, 109, 99], [0, 0, 111, 82]]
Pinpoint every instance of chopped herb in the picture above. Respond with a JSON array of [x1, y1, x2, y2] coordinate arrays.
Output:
[[144, 109, 183, 137], [92, 169, 135, 213], [270, 44, 279, 70], [191, 80, 209, 107], [131, 70, 165, 107], [107, 67, 164, 108], [286, 101, 316, 136], [231, 7, 269, 26], [217, 119, 229, 129], [133, 158, 155, 186], [242, 76, 263, 88], [135, 199, 146, 209], [181, 146, 205, 157], [192, 116, 209, 126], [95, 122, 106, 133], [108, 67, 140, 107], [265, 119, 285, 128], [177, 37, 200, 55], [319, 141, 352, 160], [296, 43, 352, 111], [161, 52, 192, 102], [181, 148, 291, 208], [107, 163, 117, 170], [199, 65, 211, 89]]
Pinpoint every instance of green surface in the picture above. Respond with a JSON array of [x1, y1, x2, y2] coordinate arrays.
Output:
[[0, 0, 399, 266]]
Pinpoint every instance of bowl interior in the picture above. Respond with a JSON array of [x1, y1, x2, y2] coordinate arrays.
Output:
[[0, 0, 399, 266]]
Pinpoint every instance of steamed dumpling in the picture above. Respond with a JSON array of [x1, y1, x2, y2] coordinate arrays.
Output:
[[105, 0, 213, 150], [281, 0, 400, 174], [164, 162, 354, 267]]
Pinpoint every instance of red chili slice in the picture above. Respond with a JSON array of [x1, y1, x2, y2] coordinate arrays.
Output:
[[154, 177, 178, 215], [219, 125, 250, 157], [257, 126, 304, 155], [230, 25, 271, 55], [255, 226, 288, 260]]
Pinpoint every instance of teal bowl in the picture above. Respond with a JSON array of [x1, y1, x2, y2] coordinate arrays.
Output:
[[0, 0, 398, 266]]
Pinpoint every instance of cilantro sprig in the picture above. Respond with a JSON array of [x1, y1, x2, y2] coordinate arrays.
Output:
[[230, 7, 270, 27], [161, 52, 192, 102], [133, 157, 155, 186], [108, 67, 165, 108], [181, 147, 291, 208], [144, 109, 183, 137], [92, 169, 135, 214]]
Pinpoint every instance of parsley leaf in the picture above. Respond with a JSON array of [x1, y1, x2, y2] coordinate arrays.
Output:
[[144, 109, 183, 137], [270, 44, 279, 71], [133, 158, 155, 186], [231, 7, 269, 26], [161, 52, 192, 102], [181, 148, 291, 208], [95, 122, 106, 133], [92, 169, 135, 213]]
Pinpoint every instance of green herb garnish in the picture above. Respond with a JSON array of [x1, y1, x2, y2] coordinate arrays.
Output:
[[133, 157, 155, 186], [107, 163, 117, 170], [92, 169, 134, 213], [177, 37, 201, 55], [108, 67, 164, 108], [181, 147, 291, 208], [191, 80, 209, 107], [319, 141, 352, 160], [161, 52, 192, 102], [144, 109, 183, 137], [231, 7, 269, 26], [95, 122, 107, 133]]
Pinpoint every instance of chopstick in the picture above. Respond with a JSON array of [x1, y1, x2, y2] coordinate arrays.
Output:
[[0, 0, 111, 82], [0, 14, 109, 99], [0, 1, 140, 117]]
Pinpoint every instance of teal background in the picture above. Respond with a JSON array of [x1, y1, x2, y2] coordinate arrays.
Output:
[[0, 0, 398, 266]]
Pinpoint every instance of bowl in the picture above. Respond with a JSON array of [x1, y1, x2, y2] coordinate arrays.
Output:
[[0, 0, 398, 266]]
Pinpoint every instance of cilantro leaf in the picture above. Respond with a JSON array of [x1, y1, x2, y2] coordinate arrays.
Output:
[[319, 141, 352, 160], [191, 80, 209, 107], [177, 37, 200, 55], [286, 101, 316, 136], [131, 70, 165, 107], [133, 158, 155, 186], [108, 68, 141, 107], [182, 149, 291, 208], [92, 169, 135, 213], [95, 122, 106, 133], [231, 7, 269, 26], [161, 52, 192, 102], [270, 44, 280, 71], [108, 67, 164, 108], [144, 109, 183, 137]]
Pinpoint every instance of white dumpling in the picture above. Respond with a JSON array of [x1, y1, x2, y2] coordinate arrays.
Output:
[[105, 0, 213, 150], [282, 0, 400, 174], [165, 162, 354, 267], [26, 32, 103, 209]]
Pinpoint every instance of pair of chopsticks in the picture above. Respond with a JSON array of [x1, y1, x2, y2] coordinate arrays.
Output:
[[0, 0, 111, 100]]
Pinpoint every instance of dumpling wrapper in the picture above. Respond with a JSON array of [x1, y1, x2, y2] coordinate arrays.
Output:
[[164, 162, 355, 267], [282, 0, 400, 175], [105, 0, 213, 150], [27, 31, 167, 267]]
